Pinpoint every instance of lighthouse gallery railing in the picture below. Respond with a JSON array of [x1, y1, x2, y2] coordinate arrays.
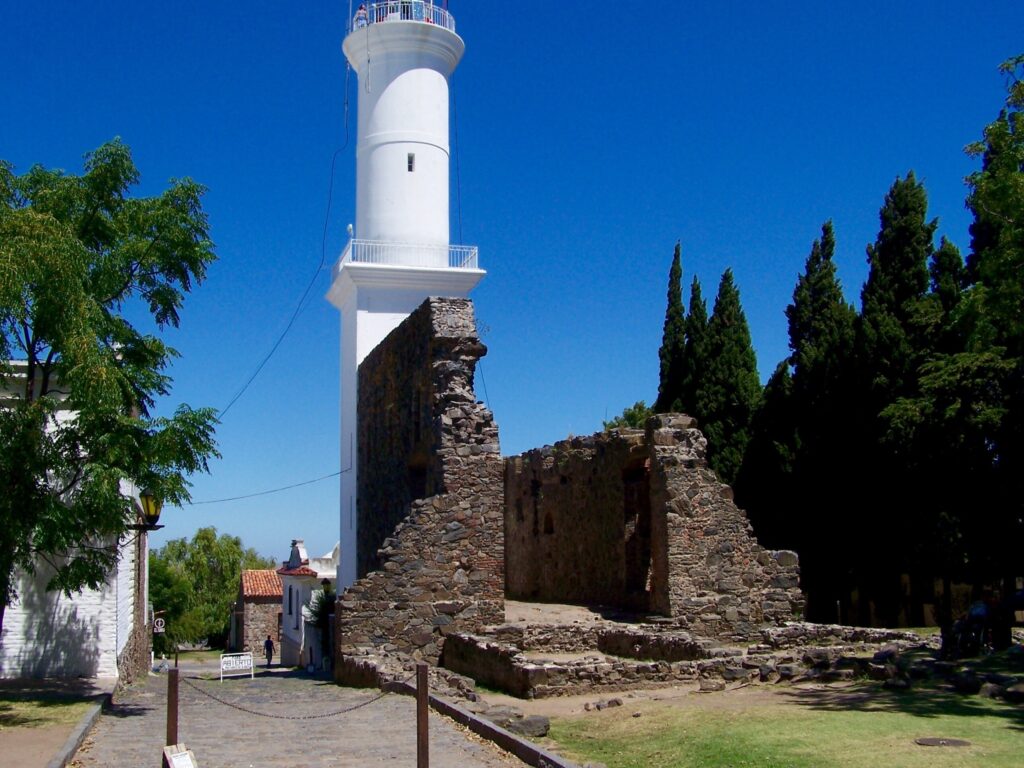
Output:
[[353, 2, 456, 33], [341, 239, 478, 270]]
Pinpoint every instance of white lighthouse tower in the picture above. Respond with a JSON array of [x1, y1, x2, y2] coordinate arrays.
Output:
[[327, 2, 483, 588]]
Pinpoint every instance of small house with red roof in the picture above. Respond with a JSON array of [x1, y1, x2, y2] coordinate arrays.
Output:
[[277, 539, 339, 667], [229, 569, 282, 655]]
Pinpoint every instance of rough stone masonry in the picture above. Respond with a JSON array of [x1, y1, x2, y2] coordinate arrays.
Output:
[[335, 298, 505, 682], [335, 297, 804, 688], [505, 415, 804, 640]]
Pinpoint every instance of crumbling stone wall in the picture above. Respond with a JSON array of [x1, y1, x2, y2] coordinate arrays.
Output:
[[504, 414, 804, 640], [649, 415, 804, 638], [505, 431, 651, 608], [336, 298, 504, 674]]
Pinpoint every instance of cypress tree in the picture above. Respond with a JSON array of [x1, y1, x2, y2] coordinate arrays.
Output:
[[924, 237, 968, 354], [783, 222, 858, 619], [929, 237, 966, 317], [696, 269, 760, 484], [850, 173, 936, 624], [857, 172, 937, 401], [734, 360, 797, 544], [655, 242, 686, 412], [682, 276, 708, 417], [787, 221, 856, 460]]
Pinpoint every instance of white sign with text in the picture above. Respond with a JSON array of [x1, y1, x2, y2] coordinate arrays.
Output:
[[219, 652, 254, 681]]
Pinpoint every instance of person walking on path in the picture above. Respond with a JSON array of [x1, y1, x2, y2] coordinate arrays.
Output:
[[263, 635, 275, 668]]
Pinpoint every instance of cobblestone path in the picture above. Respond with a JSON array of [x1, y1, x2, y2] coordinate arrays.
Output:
[[70, 667, 527, 767]]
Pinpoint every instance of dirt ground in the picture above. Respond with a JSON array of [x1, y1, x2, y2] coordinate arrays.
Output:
[[0, 725, 78, 768], [0, 676, 112, 768], [505, 599, 636, 626]]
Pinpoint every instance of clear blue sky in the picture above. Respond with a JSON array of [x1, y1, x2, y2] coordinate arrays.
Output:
[[3, 1, 1022, 561]]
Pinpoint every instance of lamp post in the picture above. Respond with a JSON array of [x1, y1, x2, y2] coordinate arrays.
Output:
[[130, 488, 164, 531]]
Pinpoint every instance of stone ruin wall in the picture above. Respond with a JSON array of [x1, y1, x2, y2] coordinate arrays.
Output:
[[504, 414, 804, 641], [650, 415, 805, 637], [505, 430, 662, 611], [335, 298, 504, 678]]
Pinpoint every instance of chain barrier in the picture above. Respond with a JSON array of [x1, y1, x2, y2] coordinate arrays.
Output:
[[179, 673, 415, 721]]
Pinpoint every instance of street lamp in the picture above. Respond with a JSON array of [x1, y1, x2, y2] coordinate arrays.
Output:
[[129, 488, 165, 531]]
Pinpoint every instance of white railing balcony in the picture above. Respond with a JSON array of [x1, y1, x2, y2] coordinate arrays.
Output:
[[351, 2, 456, 33], [340, 239, 478, 270]]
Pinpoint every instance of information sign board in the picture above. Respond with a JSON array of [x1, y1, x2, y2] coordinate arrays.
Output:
[[219, 652, 254, 681], [162, 744, 198, 768]]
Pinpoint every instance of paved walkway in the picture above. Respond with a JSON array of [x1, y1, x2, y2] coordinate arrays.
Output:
[[69, 665, 528, 767]]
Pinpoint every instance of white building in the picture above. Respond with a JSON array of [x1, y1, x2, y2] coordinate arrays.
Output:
[[277, 539, 339, 668], [0, 536, 147, 680], [327, 0, 484, 588], [0, 361, 150, 681]]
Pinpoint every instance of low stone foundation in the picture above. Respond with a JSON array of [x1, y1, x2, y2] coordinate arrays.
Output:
[[441, 621, 931, 700], [759, 622, 922, 650], [443, 632, 706, 699]]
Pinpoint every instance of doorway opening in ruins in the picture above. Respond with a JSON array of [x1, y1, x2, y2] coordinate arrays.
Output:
[[623, 456, 652, 611]]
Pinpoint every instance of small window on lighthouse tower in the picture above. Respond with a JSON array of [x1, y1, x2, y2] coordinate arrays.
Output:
[[407, 153, 416, 172]]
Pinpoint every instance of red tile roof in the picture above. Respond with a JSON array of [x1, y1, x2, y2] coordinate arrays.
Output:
[[276, 565, 320, 577], [241, 569, 282, 598]]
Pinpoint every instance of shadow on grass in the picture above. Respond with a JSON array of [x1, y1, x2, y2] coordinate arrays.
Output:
[[0, 695, 92, 727], [778, 681, 1024, 732], [0, 700, 47, 728]]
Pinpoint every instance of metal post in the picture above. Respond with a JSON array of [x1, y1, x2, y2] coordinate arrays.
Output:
[[166, 668, 179, 747], [416, 662, 429, 768]]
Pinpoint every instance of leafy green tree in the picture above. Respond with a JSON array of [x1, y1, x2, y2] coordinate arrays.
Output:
[[681, 276, 709, 417], [881, 352, 1012, 580], [149, 555, 201, 654], [696, 269, 760, 484], [894, 53, 1024, 598], [309, 582, 335, 666], [964, 57, 1024, 586], [150, 527, 276, 647], [966, 54, 1024, 339], [603, 400, 654, 431], [0, 140, 218, 636], [655, 242, 686, 412]]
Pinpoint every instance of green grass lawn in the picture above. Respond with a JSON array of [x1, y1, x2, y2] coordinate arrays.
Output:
[[547, 680, 1024, 768], [0, 694, 93, 730]]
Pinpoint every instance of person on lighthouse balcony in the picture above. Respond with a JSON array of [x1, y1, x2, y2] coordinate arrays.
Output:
[[354, 4, 368, 29]]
